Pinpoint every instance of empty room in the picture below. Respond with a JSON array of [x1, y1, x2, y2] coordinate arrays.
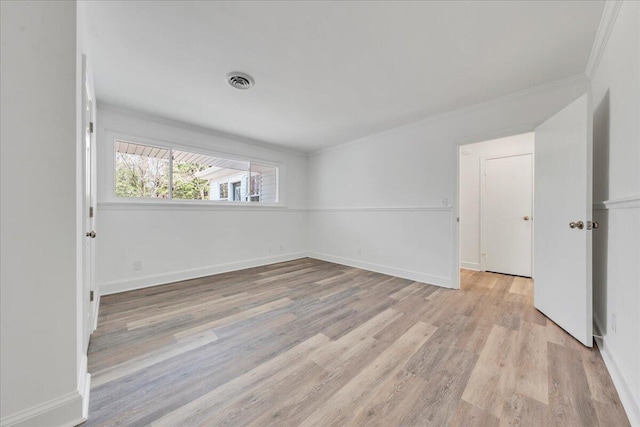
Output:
[[1, 1, 639, 426]]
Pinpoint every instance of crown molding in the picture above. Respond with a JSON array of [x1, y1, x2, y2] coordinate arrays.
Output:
[[96, 102, 307, 157], [309, 73, 587, 157], [586, 1, 623, 78]]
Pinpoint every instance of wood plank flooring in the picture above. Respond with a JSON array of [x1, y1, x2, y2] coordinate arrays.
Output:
[[86, 259, 630, 426]]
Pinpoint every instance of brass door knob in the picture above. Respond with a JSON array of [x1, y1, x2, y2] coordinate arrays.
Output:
[[86, 231, 96, 238], [523, 216, 530, 221], [576, 221, 584, 230], [570, 222, 576, 229], [592, 221, 599, 229]]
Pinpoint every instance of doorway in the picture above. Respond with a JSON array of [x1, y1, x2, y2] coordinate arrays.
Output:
[[458, 132, 534, 278], [453, 94, 593, 347]]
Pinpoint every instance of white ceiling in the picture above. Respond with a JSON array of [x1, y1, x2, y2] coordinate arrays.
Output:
[[84, 1, 604, 152]]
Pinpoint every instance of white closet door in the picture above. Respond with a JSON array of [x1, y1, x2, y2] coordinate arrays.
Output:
[[483, 153, 533, 277]]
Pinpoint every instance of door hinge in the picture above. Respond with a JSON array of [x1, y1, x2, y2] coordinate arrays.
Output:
[[457, 217, 460, 223], [90, 290, 94, 302], [89, 206, 94, 218], [89, 122, 94, 133]]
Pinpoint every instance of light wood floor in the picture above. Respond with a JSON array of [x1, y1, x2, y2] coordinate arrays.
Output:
[[86, 259, 629, 426]]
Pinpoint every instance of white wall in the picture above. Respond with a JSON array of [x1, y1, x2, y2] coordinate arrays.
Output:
[[95, 106, 308, 294], [459, 133, 534, 270], [591, 1, 640, 424], [1, 1, 88, 426], [308, 75, 588, 287]]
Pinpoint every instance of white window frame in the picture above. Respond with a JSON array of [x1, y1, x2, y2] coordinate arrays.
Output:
[[102, 130, 284, 208]]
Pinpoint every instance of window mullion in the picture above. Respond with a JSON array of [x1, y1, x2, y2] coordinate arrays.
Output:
[[168, 148, 173, 199], [248, 161, 252, 203]]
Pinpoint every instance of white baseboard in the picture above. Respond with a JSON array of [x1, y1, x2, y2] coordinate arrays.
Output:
[[1, 343, 91, 426], [99, 252, 309, 295], [80, 373, 91, 426], [593, 313, 640, 427], [78, 354, 90, 424], [308, 252, 452, 288], [460, 261, 481, 271], [0, 390, 85, 427]]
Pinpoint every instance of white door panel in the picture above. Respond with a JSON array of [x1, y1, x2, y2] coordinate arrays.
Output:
[[82, 55, 97, 351], [483, 154, 533, 277], [534, 93, 592, 347]]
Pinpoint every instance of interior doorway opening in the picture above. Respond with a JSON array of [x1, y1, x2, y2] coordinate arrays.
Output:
[[454, 94, 592, 346], [458, 132, 535, 279]]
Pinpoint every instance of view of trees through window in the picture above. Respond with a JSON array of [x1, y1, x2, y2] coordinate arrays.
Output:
[[115, 143, 169, 198], [114, 140, 278, 203], [172, 150, 210, 200]]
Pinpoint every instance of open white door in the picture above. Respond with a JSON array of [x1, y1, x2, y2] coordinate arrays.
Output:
[[534, 93, 593, 347], [82, 55, 98, 351]]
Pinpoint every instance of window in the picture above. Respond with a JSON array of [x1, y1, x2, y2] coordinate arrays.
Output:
[[171, 149, 211, 200], [250, 163, 277, 203], [250, 175, 261, 202], [114, 139, 279, 203], [219, 182, 229, 200], [115, 141, 169, 198]]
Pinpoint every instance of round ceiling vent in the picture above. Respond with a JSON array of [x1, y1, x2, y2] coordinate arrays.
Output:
[[226, 72, 254, 90]]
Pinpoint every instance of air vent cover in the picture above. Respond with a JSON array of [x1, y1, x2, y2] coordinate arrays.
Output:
[[226, 72, 254, 90]]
